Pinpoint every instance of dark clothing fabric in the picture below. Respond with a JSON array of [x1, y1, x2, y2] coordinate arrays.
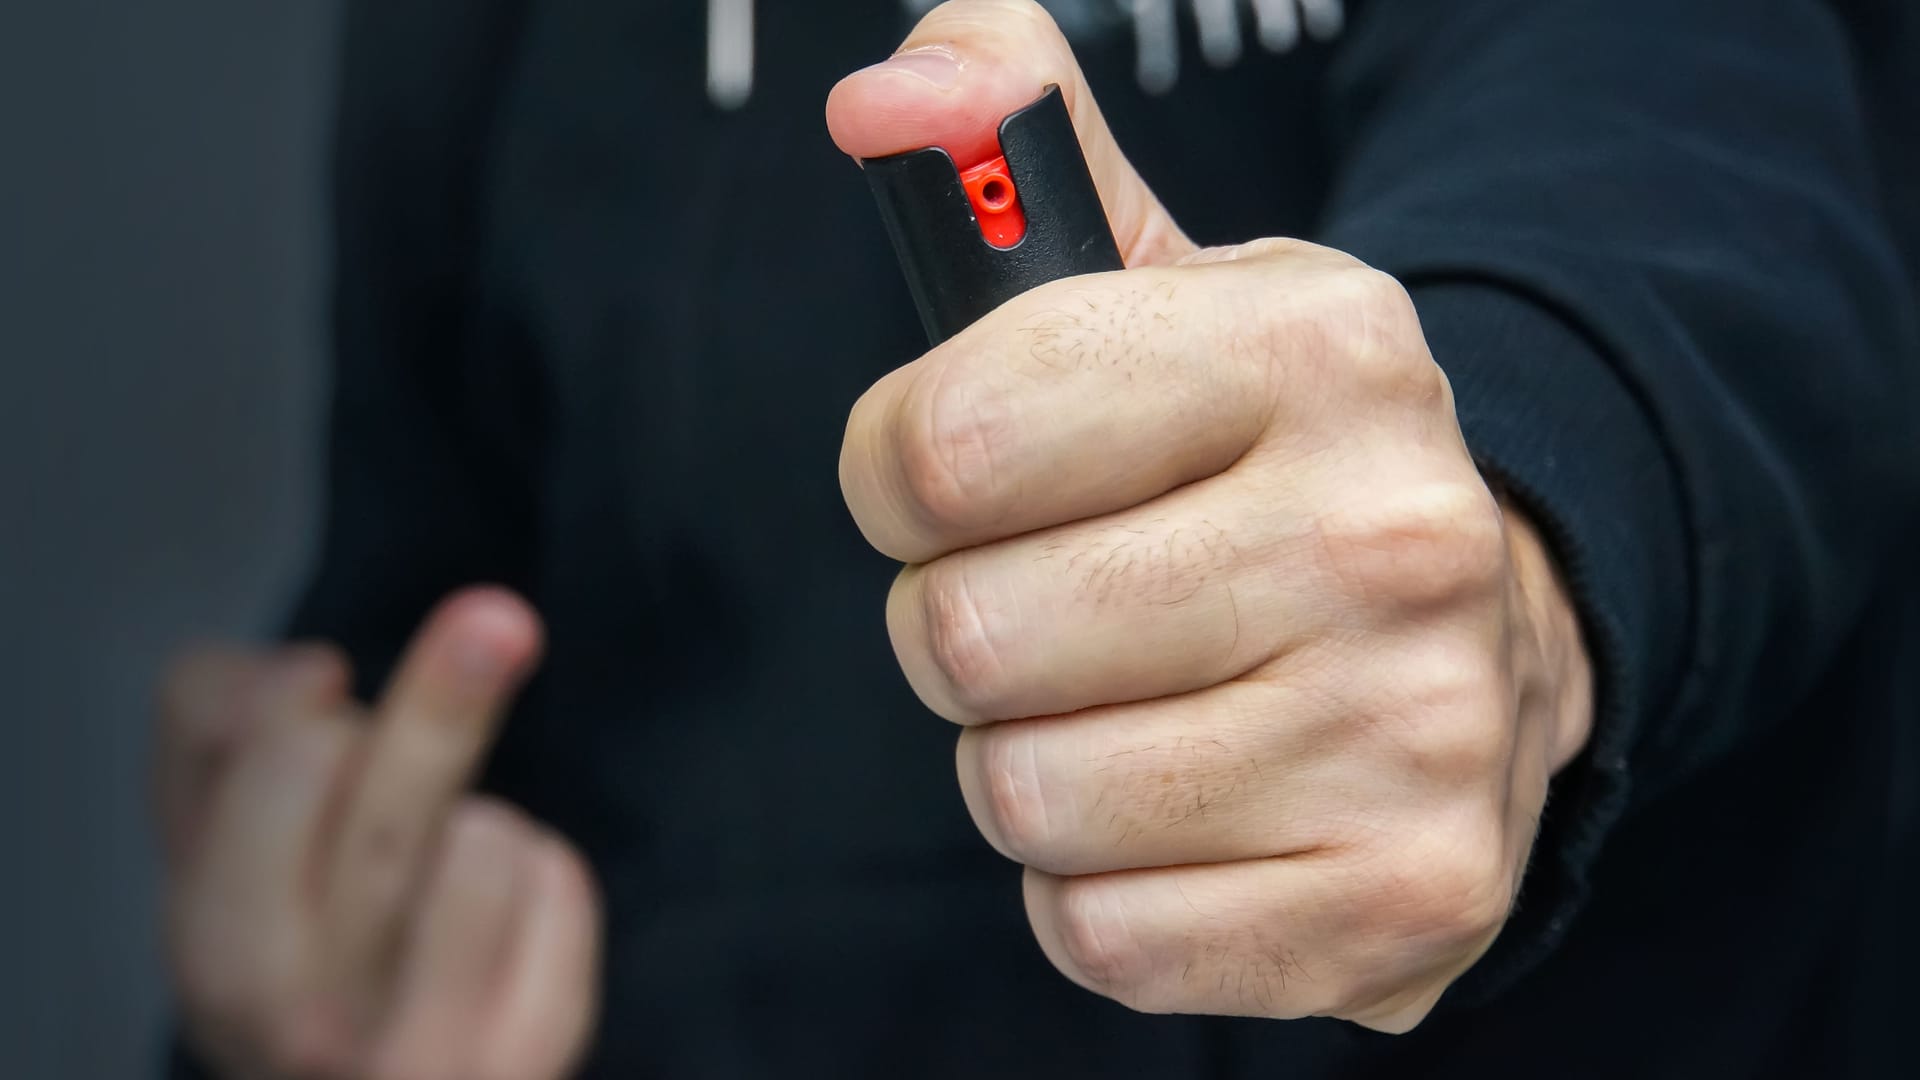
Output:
[[178, 0, 1919, 1076]]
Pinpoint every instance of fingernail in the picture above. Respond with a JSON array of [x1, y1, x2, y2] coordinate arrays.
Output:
[[864, 44, 963, 90]]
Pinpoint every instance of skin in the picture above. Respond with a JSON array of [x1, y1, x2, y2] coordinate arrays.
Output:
[[156, 589, 600, 1079], [828, 0, 1593, 1032], [159, 2, 1595, 1073]]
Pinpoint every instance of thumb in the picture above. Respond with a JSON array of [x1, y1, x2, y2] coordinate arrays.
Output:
[[826, 0, 1195, 267]]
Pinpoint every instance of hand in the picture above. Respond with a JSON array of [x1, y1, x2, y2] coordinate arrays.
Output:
[[830, 0, 1593, 1031], [155, 588, 601, 1079]]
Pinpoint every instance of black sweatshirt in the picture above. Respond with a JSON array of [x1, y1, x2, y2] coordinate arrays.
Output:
[[176, 0, 1919, 1076]]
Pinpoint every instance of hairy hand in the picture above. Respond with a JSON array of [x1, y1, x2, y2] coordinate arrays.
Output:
[[831, 0, 1592, 1031]]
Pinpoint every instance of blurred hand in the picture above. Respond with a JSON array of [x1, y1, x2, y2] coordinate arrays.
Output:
[[830, 0, 1593, 1031], [155, 588, 600, 1079]]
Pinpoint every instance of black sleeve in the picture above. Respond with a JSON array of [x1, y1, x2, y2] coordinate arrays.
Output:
[[285, 0, 539, 694], [1315, 0, 1920, 998], [167, 3, 531, 1076]]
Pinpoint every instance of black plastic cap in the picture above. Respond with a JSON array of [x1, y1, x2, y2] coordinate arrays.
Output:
[[862, 85, 1125, 346]]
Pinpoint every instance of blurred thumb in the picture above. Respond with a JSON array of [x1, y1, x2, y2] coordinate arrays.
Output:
[[825, 0, 1194, 267]]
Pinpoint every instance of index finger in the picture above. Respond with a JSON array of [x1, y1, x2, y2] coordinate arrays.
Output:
[[840, 241, 1362, 563], [321, 587, 544, 983]]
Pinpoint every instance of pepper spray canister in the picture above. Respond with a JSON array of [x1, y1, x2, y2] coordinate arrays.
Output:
[[861, 85, 1124, 346]]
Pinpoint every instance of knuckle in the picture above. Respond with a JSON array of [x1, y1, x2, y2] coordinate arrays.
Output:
[[1341, 266, 1418, 331], [1317, 481, 1507, 609], [1317, 268, 1435, 398], [973, 723, 1055, 864], [1351, 266, 1420, 328], [1368, 815, 1515, 952], [1440, 487, 1513, 596], [1050, 876, 1152, 1005], [1363, 642, 1513, 787], [1428, 831, 1516, 946], [896, 363, 1014, 536], [1400, 638, 1513, 768], [917, 559, 1012, 715]]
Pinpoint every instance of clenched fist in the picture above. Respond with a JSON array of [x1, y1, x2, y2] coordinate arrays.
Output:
[[155, 589, 601, 1079], [830, 0, 1593, 1032]]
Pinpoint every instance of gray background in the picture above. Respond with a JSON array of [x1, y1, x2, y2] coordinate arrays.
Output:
[[1, 1, 339, 1074]]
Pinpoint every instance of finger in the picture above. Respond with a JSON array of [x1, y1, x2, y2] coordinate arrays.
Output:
[[954, 677, 1338, 876], [1023, 860, 1334, 1020], [826, 0, 1194, 268], [365, 798, 537, 1080], [950, 615, 1512, 875], [176, 705, 359, 984], [885, 459, 1356, 724], [472, 830, 602, 1080], [841, 241, 1373, 563], [323, 587, 544, 989], [1022, 834, 1509, 1030], [159, 646, 352, 868]]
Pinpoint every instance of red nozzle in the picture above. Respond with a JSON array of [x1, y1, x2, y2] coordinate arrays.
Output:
[[959, 154, 1027, 249]]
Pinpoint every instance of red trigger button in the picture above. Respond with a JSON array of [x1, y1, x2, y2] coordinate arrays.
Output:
[[959, 155, 1028, 249]]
